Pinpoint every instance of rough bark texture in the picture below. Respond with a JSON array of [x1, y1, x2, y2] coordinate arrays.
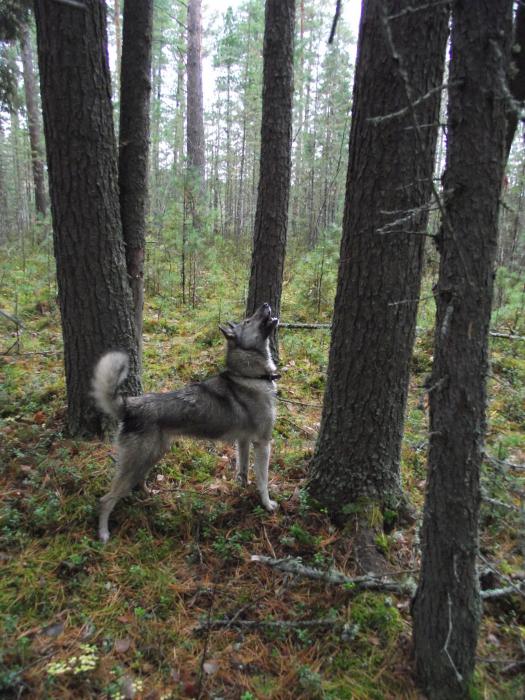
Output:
[[308, 0, 449, 515], [119, 0, 153, 365], [186, 0, 205, 185], [412, 2, 513, 698], [186, 0, 205, 237], [20, 22, 47, 217], [34, 0, 140, 437], [246, 0, 295, 358], [505, 0, 525, 158]]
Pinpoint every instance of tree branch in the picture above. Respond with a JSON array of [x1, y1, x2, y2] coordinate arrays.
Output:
[[328, 0, 342, 44], [251, 555, 417, 595]]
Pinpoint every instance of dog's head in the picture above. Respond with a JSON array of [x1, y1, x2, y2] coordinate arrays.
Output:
[[219, 303, 278, 351]]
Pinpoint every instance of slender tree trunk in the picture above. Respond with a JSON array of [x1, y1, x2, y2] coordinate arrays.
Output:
[[0, 123, 8, 243], [246, 0, 295, 359], [505, 0, 525, 159], [224, 64, 233, 236], [308, 0, 449, 518], [20, 23, 47, 218], [34, 0, 140, 437], [412, 2, 513, 697], [114, 0, 122, 94], [119, 0, 153, 368], [186, 0, 205, 230]]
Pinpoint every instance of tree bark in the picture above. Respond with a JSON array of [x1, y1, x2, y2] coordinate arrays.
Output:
[[505, 0, 525, 159], [308, 0, 449, 517], [412, 2, 513, 698], [19, 22, 47, 218], [34, 0, 140, 437], [246, 0, 295, 359], [119, 0, 153, 367], [186, 0, 205, 232]]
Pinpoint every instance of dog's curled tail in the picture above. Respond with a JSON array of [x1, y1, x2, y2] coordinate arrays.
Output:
[[92, 351, 129, 420]]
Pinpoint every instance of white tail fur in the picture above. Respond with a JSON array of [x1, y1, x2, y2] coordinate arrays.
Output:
[[92, 351, 129, 419]]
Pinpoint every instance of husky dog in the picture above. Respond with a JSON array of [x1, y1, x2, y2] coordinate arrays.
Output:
[[92, 303, 280, 542]]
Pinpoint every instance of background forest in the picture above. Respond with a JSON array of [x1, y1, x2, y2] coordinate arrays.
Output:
[[0, 1, 524, 699]]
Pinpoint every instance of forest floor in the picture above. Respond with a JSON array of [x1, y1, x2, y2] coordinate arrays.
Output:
[[1, 248, 524, 699]]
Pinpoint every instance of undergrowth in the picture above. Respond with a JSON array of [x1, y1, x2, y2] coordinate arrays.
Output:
[[0, 236, 524, 699]]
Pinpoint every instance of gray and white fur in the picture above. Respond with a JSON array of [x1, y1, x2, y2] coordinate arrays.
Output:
[[92, 303, 279, 543]]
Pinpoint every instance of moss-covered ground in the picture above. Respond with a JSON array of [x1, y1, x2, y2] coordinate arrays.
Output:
[[1, 242, 524, 698]]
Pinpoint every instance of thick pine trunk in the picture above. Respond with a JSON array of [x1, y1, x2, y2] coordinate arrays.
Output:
[[19, 23, 47, 218], [34, 0, 140, 437], [247, 0, 295, 358], [119, 0, 153, 366], [307, 0, 449, 517], [412, 2, 513, 697]]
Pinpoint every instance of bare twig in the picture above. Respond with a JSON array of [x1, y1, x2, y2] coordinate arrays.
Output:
[[386, 0, 451, 22], [279, 322, 331, 330], [388, 295, 434, 307], [367, 83, 456, 126], [277, 396, 323, 409], [279, 415, 317, 438]]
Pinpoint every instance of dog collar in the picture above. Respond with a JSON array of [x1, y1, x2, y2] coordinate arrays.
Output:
[[222, 371, 280, 382]]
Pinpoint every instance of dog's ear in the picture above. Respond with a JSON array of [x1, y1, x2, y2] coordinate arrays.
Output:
[[219, 324, 236, 340]]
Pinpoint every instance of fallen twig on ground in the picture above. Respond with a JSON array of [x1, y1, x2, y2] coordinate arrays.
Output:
[[251, 555, 417, 596]]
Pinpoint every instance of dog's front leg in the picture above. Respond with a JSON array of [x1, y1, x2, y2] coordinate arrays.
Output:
[[253, 440, 277, 512], [236, 439, 250, 486]]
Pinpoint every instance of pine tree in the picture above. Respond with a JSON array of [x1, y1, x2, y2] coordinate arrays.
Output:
[[34, 0, 140, 436], [308, 0, 449, 532]]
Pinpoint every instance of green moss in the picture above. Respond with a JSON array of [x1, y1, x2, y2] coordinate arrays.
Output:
[[350, 593, 403, 644]]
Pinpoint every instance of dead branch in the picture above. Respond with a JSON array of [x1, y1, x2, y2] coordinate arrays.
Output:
[[481, 585, 525, 600], [279, 322, 525, 342], [478, 554, 525, 599], [196, 618, 340, 633], [0, 309, 23, 327], [251, 555, 417, 596], [277, 396, 323, 408], [328, 0, 342, 44], [367, 83, 456, 126], [481, 496, 521, 512], [279, 322, 331, 330], [386, 0, 451, 22], [483, 451, 525, 472], [489, 331, 525, 341]]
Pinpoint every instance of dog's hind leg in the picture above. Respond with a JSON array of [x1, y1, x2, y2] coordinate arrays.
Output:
[[236, 439, 250, 486], [253, 440, 277, 512], [98, 432, 165, 543]]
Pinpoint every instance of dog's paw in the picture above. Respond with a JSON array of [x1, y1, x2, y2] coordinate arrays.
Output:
[[99, 529, 110, 544], [236, 473, 248, 487], [264, 499, 278, 512]]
